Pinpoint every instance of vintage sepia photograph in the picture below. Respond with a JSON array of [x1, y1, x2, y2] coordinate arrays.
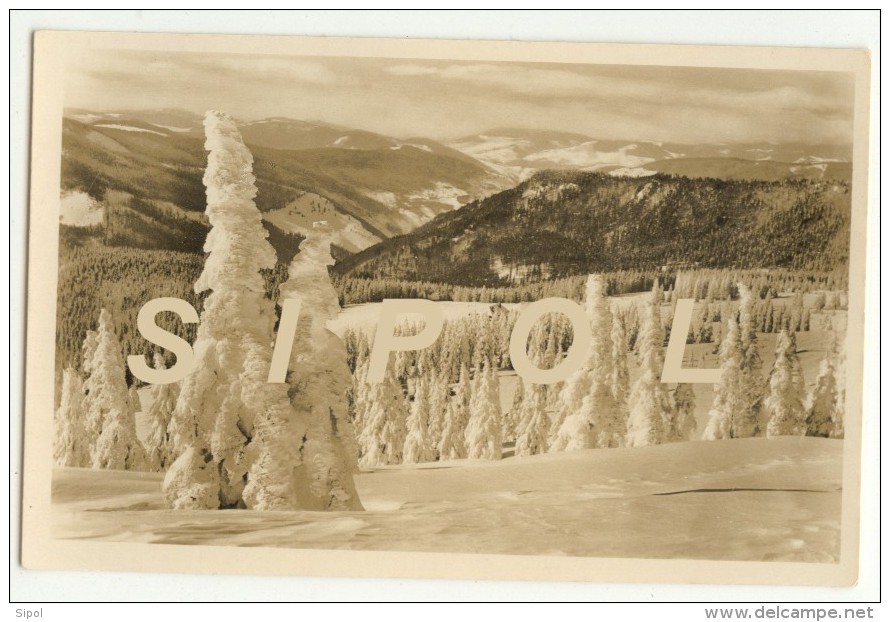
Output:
[[20, 28, 871, 588]]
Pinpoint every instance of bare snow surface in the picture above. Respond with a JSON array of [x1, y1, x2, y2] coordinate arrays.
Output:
[[94, 124, 167, 136], [52, 437, 841, 562], [60, 191, 103, 226]]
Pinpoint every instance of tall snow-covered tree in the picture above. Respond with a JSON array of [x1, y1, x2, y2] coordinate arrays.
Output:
[[267, 231, 363, 510], [505, 376, 525, 443], [358, 356, 408, 467], [514, 379, 549, 457], [438, 363, 471, 460], [53, 368, 89, 467], [669, 383, 697, 442], [737, 283, 765, 436], [93, 403, 148, 470], [542, 321, 562, 370], [82, 330, 98, 375], [625, 282, 673, 447], [702, 314, 746, 440], [82, 312, 124, 458], [465, 356, 503, 460], [425, 370, 449, 456], [394, 348, 413, 388], [651, 280, 664, 306], [84, 308, 145, 469], [351, 357, 371, 442], [403, 377, 435, 464], [514, 332, 552, 456], [164, 111, 301, 510], [692, 302, 713, 343], [381, 374, 410, 466], [765, 330, 806, 437], [610, 315, 630, 412], [805, 355, 838, 438], [551, 275, 621, 450], [438, 400, 466, 461], [830, 326, 846, 439], [144, 354, 179, 472]]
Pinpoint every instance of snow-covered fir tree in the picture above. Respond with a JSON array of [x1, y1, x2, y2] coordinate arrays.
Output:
[[84, 308, 145, 470], [82, 330, 98, 376], [438, 400, 465, 461], [505, 376, 525, 443], [551, 275, 621, 451], [394, 348, 413, 388], [53, 367, 89, 467], [625, 282, 674, 447], [737, 283, 765, 436], [514, 378, 549, 457], [358, 356, 408, 467], [438, 363, 471, 460], [92, 404, 148, 470], [165, 111, 301, 510], [651, 280, 664, 306], [542, 322, 562, 370], [425, 370, 449, 457], [765, 330, 806, 438], [610, 315, 630, 412], [403, 377, 435, 464], [436, 364, 469, 460], [692, 302, 713, 343], [381, 372, 410, 466], [415, 342, 436, 378], [830, 326, 846, 439], [268, 230, 363, 510], [465, 356, 503, 460], [514, 340, 548, 456], [82, 313, 123, 460], [669, 383, 697, 442], [805, 354, 838, 438], [702, 313, 746, 440], [351, 356, 371, 442], [144, 354, 179, 471]]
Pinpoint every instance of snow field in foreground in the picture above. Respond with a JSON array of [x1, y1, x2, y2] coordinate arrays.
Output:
[[52, 436, 841, 562]]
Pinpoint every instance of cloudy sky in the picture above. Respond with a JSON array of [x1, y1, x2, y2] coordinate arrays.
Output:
[[64, 49, 855, 146]]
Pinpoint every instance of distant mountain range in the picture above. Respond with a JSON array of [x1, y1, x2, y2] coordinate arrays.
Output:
[[60, 109, 511, 255], [448, 127, 852, 183], [60, 109, 853, 273]]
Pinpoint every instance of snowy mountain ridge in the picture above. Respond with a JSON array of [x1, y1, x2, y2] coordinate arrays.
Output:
[[449, 127, 852, 183]]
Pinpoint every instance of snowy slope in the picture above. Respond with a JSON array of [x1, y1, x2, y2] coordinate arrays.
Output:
[[263, 192, 381, 254], [59, 190, 104, 226], [52, 437, 841, 562]]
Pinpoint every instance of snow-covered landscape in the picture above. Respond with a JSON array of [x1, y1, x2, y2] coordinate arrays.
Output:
[[46, 51, 856, 575], [53, 435, 841, 561], [54, 270, 847, 561]]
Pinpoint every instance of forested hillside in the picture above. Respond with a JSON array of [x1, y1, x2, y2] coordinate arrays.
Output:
[[60, 115, 506, 249], [335, 171, 851, 286]]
